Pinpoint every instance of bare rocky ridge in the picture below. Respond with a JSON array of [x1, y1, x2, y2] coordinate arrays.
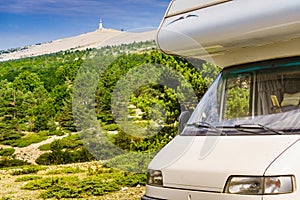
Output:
[[0, 29, 156, 62]]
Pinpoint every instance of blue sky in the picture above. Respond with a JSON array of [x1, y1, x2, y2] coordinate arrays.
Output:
[[0, 0, 170, 50]]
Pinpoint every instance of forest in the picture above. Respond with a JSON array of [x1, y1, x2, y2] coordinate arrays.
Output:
[[0, 40, 221, 166], [0, 41, 220, 198]]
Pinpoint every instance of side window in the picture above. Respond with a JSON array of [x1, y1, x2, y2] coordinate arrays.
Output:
[[224, 75, 251, 120]]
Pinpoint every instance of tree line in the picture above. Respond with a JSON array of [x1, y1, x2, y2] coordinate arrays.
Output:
[[0, 41, 220, 165]]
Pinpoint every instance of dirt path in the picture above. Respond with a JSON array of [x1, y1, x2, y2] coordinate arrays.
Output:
[[13, 134, 69, 164]]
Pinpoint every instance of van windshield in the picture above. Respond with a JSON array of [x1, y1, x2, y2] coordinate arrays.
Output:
[[184, 57, 300, 135]]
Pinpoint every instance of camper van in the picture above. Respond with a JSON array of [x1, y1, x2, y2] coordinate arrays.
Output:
[[142, 0, 300, 199]]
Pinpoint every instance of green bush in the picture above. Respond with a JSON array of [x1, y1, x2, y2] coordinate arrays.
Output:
[[11, 166, 41, 176], [128, 108, 136, 116], [15, 175, 40, 182], [78, 175, 121, 196], [0, 120, 23, 146], [38, 143, 51, 151], [57, 134, 83, 150], [35, 153, 52, 165], [35, 146, 95, 165], [21, 165, 146, 199], [22, 176, 80, 190], [102, 123, 119, 131], [0, 157, 29, 168], [133, 121, 150, 127], [46, 167, 85, 175], [87, 165, 115, 176], [0, 133, 23, 146], [115, 172, 147, 186], [103, 152, 154, 173], [40, 186, 81, 199], [38, 130, 64, 136], [9, 132, 48, 148], [0, 148, 15, 156]]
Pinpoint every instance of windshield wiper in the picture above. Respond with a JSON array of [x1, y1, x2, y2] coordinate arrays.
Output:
[[186, 121, 226, 136], [221, 123, 284, 135], [186, 122, 284, 136]]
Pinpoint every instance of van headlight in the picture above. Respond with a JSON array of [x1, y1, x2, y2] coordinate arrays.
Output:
[[224, 176, 295, 195], [147, 169, 163, 187]]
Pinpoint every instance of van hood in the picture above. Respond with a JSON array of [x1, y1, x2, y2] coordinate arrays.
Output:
[[148, 135, 300, 192]]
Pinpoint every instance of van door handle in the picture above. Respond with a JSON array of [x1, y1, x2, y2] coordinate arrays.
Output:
[[168, 16, 185, 26], [186, 14, 199, 18], [167, 14, 199, 26]]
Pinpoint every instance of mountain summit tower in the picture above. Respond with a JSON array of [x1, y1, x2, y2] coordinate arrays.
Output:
[[99, 19, 103, 31]]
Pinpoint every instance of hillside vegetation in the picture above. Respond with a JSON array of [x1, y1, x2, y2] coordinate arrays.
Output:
[[0, 41, 220, 199]]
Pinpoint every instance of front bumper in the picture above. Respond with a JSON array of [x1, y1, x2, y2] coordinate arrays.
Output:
[[143, 185, 262, 200], [141, 195, 166, 200]]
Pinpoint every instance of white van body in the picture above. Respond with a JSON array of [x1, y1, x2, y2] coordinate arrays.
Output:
[[156, 0, 300, 67], [142, 0, 300, 200]]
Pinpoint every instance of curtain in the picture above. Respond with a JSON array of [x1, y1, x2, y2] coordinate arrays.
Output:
[[257, 73, 283, 115]]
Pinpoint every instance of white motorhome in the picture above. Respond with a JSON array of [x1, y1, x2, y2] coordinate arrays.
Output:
[[142, 0, 300, 199]]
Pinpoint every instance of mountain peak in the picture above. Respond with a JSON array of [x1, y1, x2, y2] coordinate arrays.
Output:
[[0, 29, 156, 62]]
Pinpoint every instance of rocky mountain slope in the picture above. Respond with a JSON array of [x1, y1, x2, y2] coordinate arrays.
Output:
[[0, 29, 156, 62]]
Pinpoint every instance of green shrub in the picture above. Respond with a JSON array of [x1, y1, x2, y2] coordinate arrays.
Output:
[[15, 175, 40, 182], [0, 133, 23, 146], [0, 157, 29, 168], [102, 123, 119, 131], [78, 175, 121, 196], [46, 167, 85, 175], [57, 134, 83, 150], [37, 130, 64, 136], [35, 152, 51, 165], [0, 121, 23, 146], [79, 131, 123, 160], [36, 130, 50, 136], [128, 108, 136, 116], [103, 152, 154, 173], [22, 176, 79, 190], [38, 143, 51, 151], [133, 121, 149, 128], [40, 186, 81, 199], [97, 112, 114, 124], [115, 172, 147, 186], [22, 165, 146, 199], [36, 146, 95, 165], [40, 173, 122, 198], [0, 148, 15, 156], [11, 166, 41, 176], [87, 165, 115, 176], [10, 132, 48, 148]]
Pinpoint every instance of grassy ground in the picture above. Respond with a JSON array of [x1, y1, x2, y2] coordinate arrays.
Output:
[[0, 162, 146, 200]]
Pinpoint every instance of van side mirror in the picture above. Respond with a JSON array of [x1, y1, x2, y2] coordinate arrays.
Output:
[[178, 111, 191, 134]]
